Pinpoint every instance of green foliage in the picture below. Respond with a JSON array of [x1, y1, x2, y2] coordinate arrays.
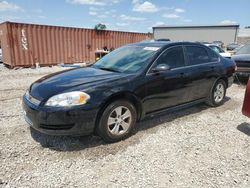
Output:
[[95, 23, 107, 30]]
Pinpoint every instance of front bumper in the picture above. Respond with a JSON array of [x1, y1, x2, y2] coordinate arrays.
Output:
[[22, 96, 98, 136]]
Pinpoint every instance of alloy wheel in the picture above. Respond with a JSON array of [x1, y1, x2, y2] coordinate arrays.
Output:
[[107, 106, 132, 135], [214, 83, 225, 103]]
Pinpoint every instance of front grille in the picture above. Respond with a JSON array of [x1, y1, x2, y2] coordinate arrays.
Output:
[[25, 91, 41, 106], [39, 123, 75, 130]]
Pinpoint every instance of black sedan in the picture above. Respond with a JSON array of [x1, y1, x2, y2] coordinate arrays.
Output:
[[23, 41, 236, 142], [232, 44, 250, 78]]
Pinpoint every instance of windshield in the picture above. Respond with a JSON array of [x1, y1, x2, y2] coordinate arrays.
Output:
[[236, 44, 250, 55], [92, 45, 159, 73]]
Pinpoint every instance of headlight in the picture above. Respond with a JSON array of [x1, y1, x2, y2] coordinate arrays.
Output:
[[45, 91, 90, 107]]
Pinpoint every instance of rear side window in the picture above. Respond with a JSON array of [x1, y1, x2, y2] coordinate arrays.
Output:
[[210, 45, 224, 53], [155, 46, 185, 69], [185, 46, 210, 65], [207, 47, 220, 62]]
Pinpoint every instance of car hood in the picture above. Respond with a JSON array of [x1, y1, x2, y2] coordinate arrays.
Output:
[[30, 67, 130, 101], [232, 54, 250, 61]]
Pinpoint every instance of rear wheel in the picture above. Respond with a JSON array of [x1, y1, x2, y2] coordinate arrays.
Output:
[[97, 100, 137, 142], [206, 79, 226, 107]]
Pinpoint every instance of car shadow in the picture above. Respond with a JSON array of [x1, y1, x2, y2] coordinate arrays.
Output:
[[237, 122, 250, 136], [135, 96, 230, 133], [30, 97, 230, 152], [30, 128, 104, 151], [135, 103, 207, 133]]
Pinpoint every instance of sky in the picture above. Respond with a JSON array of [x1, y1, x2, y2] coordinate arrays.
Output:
[[0, 0, 249, 33]]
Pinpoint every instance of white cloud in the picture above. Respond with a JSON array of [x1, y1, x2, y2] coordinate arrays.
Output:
[[104, 10, 116, 15], [97, 14, 107, 18], [161, 7, 186, 20], [67, 0, 120, 6], [153, 21, 165, 26], [116, 22, 129, 26], [89, 11, 97, 15], [32, 9, 43, 13], [162, 14, 180, 19], [147, 26, 152, 31], [120, 14, 146, 21], [129, 29, 140, 33], [182, 19, 192, 22], [133, 1, 158, 13], [38, 15, 47, 19], [89, 6, 98, 11], [89, 7, 116, 18], [0, 1, 22, 11], [109, 26, 119, 31], [68, 0, 105, 6], [220, 20, 238, 25], [175, 8, 185, 13], [132, 0, 140, 4], [0, 15, 21, 22]]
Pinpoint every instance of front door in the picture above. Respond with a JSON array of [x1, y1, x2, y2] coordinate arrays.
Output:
[[143, 46, 192, 114]]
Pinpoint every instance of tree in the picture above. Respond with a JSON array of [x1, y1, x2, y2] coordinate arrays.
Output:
[[94, 23, 107, 30]]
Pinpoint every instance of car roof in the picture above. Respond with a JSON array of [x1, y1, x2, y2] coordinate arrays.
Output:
[[130, 41, 205, 49], [205, 44, 219, 47]]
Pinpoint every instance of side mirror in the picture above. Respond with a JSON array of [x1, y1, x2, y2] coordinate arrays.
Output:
[[152, 64, 170, 73]]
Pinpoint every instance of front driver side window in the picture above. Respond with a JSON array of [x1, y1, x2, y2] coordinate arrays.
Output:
[[155, 46, 185, 69]]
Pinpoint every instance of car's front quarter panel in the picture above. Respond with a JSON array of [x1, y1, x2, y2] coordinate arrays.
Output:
[[22, 70, 143, 136], [81, 73, 140, 106], [22, 94, 98, 136]]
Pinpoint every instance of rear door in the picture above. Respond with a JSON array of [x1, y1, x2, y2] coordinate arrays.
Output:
[[184, 45, 221, 100]]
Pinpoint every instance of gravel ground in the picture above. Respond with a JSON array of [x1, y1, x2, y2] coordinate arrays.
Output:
[[0, 64, 249, 188]]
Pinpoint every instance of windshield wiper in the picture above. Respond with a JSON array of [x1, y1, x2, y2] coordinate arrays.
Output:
[[98, 67, 121, 73]]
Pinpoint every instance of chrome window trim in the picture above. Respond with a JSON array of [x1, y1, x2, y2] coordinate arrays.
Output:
[[146, 45, 185, 75], [169, 61, 219, 71], [185, 44, 221, 63], [147, 61, 219, 75], [146, 44, 220, 76]]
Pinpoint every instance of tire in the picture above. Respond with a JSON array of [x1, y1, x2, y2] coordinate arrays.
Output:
[[206, 79, 226, 107], [96, 100, 137, 142]]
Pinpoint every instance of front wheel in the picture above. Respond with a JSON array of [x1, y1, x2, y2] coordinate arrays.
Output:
[[97, 100, 137, 142], [206, 79, 226, 107]]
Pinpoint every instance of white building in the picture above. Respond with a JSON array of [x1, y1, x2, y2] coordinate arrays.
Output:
[[153, 25, 240, 45]]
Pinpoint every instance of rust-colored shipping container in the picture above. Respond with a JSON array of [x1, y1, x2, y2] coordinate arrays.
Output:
[[0, 22, 151, 67]]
